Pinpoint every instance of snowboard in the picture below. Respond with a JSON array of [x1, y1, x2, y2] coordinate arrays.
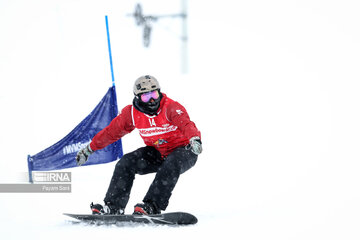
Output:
[[64, 212, 197, 225]]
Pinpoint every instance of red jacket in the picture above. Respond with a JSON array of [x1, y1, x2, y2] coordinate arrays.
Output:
[[90, 94, 201, 157]]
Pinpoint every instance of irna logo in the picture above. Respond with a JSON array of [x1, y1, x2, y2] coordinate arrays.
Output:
[[33, 172, 71, 182]]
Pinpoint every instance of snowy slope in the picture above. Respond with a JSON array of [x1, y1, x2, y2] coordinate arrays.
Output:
[[1, 0, 360, 239]]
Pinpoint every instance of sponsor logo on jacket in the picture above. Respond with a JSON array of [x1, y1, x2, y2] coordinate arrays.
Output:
[[154, 139, 168, 146], [138, 125, 178, 137]]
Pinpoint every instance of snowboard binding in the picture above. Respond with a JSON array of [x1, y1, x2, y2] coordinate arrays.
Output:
[[90, 202, 124, 215]]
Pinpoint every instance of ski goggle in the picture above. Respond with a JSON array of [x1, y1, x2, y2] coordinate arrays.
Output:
[[140, 90, 160, 102]]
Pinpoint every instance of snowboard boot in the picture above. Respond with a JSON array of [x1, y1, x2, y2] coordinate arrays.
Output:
[[90, 202, 124, 215], [133, 201, 161, 215]]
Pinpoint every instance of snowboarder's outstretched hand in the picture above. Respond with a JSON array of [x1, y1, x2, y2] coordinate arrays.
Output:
[[76, 144, 94, 166], [189, 137, 202, 155]]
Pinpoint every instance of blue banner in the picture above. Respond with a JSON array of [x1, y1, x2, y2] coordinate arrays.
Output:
[[27, 86, 123, 180]]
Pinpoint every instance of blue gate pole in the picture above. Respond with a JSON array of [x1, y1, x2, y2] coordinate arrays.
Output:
[[27, 155, 33, 183], [105, 15, 115, 87]]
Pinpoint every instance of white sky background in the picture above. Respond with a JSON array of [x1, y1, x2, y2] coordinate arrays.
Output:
[[0, 0, 360, 239]]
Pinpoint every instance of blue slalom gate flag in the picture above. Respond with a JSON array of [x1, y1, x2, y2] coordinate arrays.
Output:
[[27, 86, 123, 182]]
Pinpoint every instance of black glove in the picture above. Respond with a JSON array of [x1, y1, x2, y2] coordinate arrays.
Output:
[[76, 144, 94, 166], [189, 136, 202, 155]]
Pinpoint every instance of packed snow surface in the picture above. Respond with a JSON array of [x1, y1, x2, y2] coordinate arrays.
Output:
[[1, 0, 360, 239]]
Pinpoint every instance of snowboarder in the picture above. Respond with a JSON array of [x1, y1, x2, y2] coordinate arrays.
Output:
[[76, 75, 202, 215]]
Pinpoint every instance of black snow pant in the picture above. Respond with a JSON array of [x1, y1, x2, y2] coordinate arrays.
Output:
[[104, 146, 197, 211]]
